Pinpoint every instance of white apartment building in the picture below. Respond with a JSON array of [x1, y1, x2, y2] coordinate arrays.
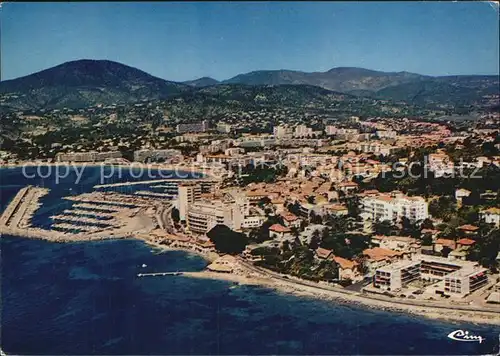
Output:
[[360, 193, 428, 223], [242, 215, 266, 229], [178, 183, 202, 221], [444, 267, 488, 297], [216, 123, 232, 133], [294, 125, 313, 138], [480, 207, 500, 227], [374, 260, 421, 291], [359, 143, 395, 156], [273, 125, 294, 139], [376, 130, 397, 139], [187, 199, 243, 234], [324, 125, 338, 136]]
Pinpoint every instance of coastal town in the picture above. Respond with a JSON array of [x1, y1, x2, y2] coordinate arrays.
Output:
[[1, 111, 499, 325]]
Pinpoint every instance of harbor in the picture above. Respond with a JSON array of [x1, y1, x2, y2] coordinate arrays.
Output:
[[0, 185, 162, 242]]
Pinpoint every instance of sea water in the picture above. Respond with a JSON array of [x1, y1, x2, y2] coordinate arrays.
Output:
[[1, 166, 499, 355]]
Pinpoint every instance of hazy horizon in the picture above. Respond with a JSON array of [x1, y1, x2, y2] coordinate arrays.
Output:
[[3, 2, 499, 81]]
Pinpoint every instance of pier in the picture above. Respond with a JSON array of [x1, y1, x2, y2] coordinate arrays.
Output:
[[63, 209, 116, 219], [93, 178, 219, 189], [134, 191, 176, 199], [51, 214, 119, 227], [72, 203, 130, 213], [137, 271, 184, 277], [0, 186, 31, 226]]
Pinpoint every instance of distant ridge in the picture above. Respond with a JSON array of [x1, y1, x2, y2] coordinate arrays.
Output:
[[0, 59, 189, 110], [0, 59, 498, 111], [183, 77, 220, 88]]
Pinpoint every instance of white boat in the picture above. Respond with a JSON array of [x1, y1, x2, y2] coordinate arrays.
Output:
[[141, 264, 147, 268]]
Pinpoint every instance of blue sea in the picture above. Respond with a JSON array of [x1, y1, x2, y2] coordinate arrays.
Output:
[[1, 166, 499, 355]]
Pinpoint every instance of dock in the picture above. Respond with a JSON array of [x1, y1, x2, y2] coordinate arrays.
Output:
[[94, 178, 220, 189], [0, 187, 157, 242], [64, 191, 163, 208], [137, 271, 183, 277], [134, 191, 176, 198]]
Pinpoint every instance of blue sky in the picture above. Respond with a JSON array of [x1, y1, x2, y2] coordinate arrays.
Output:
[[2, 2, 499, 81]]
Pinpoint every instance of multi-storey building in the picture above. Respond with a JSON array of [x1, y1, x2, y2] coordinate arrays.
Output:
[[178, 183, 202, 221], [176, 120, 209, 134], [374, 260, 421, 291], [324, 125, 338, 136], [360, 192, 428, 223], [359, 143, 396, 156], [375, 130, 397, 139], [186, 199, 243, 234], [133, 149, 182, 163], [273, 125, 294, 139], [415, 255, 467, 280], [56, 151, 122, 162], [294, 125, 313, 138], [444, 267, 488, 297]]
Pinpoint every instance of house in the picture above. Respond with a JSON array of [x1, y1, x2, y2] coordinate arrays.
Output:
[[371, 235, 420, 254], [337, 181, 359, 195], [269, 224, 293, 241], [323, 204, 349, 217], [207, 255, 237, 273], [421, 229, 440, 239], [330, 255, 361, 281], [457, 238, 476, 250], [281, 213, 302, 229], [434, 238, 456, 253], [458, 224, 479, 236], [315, 247, 333, 260], [362, 247, 405, 273], [455, 189, 471, 207], [480, 207, 500, 227]]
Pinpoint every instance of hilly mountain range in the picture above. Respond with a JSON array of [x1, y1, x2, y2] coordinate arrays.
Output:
[[0, 59, 498, 111], [0, 60, 190, 111]]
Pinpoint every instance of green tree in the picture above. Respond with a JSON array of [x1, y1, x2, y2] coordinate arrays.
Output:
[[207, 224, 248, 255], [171, 207, 180, 223]]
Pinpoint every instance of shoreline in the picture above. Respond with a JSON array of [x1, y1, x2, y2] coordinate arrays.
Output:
[[0, 161, 218, 179], [181, 269, 500, 326], [3, 232, 499, 326], [128, 234, 500, 326]]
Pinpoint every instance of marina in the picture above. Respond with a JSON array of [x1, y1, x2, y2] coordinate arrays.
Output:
[[134, 190, 176, 198], [0, 186, 159, 242], [93, 178, 218, 189]]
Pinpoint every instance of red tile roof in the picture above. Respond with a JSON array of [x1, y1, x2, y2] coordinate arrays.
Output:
[[457, 238, 476, 246], [281, 213, 299, 222], [362, 247, 402, 262], [269, 224, 291, 233], [459, 224, 479, 232], [435, 238, 456, 249], [331, 255, 358, 270], [315, 247, 332, 259]]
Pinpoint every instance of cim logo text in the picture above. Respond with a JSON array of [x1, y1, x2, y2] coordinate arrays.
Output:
[[448, 330, 485, 344]]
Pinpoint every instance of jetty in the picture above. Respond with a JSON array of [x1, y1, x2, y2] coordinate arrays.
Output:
[[0, 186, 49, 228], [50, 214, 119, 227], [64, 191, 164, 208], [63, 209, 115, 219], [134, 191, 176, 199], [94, 178, 219, 190], [72, 203, 129, 213], [137, 271, 183, 277]]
